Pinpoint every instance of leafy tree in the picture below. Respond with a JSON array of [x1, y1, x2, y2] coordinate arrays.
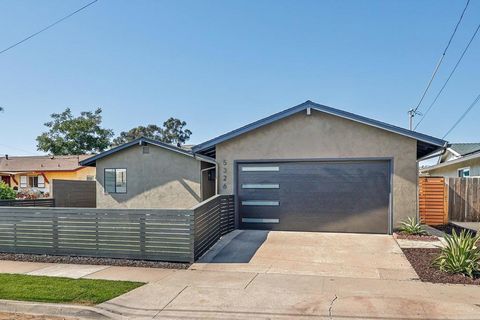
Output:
[[0, 182, 16, 200], [161, 118, 192, 146], [112, 125, 163, 146], [113, 118, 192, 146], [36, 108, 114, 155]]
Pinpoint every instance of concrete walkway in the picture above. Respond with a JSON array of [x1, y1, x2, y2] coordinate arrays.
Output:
[[1, 231, 480, 319]]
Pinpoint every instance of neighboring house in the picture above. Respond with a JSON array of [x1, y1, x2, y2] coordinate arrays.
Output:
[[0, 155, 95, 195], [192, 100, 446, 234], [420, 143, 480, 178], [80, 137, 216, 209]]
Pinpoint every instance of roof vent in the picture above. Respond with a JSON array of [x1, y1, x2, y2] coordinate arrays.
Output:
[[4, 154, 8, 160]]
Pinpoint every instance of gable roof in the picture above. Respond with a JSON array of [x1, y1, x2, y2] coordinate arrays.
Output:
[[448, 143, 480, 156], [0, 155, 90, 172], [421, 149, 480, 173], [80, 137, 215, 166], [192, 100, 447, 158]]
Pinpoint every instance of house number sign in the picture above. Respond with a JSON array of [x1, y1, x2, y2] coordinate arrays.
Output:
[[222, 160, 228, 190]]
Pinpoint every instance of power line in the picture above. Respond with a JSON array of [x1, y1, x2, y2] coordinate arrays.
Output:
[[411, 0, 471, 115], [414, 23, 480, 130], [443, 92, 480, 139], [0, 0, 98, 55], [0, 143, 42, 156]]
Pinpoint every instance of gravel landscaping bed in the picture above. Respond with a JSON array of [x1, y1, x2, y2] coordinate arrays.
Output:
[[402, 248, 480, 285], [433, 224, 477, 236], [394, 232, 438, 241], [0, 253, 190, 269]]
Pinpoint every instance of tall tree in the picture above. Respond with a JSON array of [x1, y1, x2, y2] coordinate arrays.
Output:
[[161, 118, 192, 146], [36, 108, 114, 155], [112, 125, 163, 146], [113, 118, 192, 146]]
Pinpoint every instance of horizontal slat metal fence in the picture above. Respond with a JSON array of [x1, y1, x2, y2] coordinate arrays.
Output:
[[193, 195, 235, 260], [0, 207, 193, 262], [0, 199, 55, 207]]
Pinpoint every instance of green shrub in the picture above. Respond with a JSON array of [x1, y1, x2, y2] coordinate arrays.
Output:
[[398, 216, 426, 235], [0, 181, 16, 200], [434, 229, 480, 278]]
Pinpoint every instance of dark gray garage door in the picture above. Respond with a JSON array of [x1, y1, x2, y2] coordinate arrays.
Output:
[[237, 160, 391, 234]]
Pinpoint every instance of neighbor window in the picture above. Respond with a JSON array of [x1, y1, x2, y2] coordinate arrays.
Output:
[[104, 168, 127, 193], [27, 175, 45, 188], [458, 167, 470, 178]]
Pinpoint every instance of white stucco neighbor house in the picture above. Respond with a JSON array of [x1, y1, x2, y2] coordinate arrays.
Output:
[[420, 143, 480, 178]]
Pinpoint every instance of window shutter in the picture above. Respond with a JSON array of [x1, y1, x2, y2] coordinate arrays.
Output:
[[20, 176, 27, 188], [38, 175, 45, 188]]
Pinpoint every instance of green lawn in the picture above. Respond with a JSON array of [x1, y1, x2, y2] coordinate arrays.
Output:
[[0, 274, 144, 305]]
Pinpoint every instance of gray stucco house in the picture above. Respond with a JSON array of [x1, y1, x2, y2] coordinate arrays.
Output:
[[80, 138, 216, 209], [420, 143, 480, 178], [192, 100, 446, 234], [81, 101, 446, 235]]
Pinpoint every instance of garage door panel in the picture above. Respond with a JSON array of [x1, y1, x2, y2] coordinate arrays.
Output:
[[237, 160, 390, 234]]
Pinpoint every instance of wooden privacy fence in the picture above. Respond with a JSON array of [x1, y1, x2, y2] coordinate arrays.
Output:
[[447, 177, 480, 222], [419, 177, 448, 225], [52, 179, 96, 208], [0, 194, 235, 262], [0, 198, 55, 207]]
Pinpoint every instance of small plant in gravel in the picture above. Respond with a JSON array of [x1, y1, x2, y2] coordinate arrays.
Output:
[[434, 229, 480, 278], [398, 217, 426, 235]]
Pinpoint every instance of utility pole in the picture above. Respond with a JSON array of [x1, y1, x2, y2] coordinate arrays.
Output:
[[408, 108, 422, 131], [408, 109, 415, 130]]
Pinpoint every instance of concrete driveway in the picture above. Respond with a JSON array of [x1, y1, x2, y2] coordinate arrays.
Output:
[[96, 230, 480, 319], [191, 230, 418, 280]]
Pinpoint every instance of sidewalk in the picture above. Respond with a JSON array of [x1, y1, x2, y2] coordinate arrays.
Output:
[[1, 259, 480, 319], [0, 260, 176, 282]]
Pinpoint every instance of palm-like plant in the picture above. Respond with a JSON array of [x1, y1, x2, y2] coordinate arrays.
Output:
[[398, 217, 426, 235], [434, 229, 480, 278]]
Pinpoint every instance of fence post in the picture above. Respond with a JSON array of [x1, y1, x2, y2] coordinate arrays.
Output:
[[52, 215, 59, 254], [95, 213, 99, 255], [139, 215, 146, 257]]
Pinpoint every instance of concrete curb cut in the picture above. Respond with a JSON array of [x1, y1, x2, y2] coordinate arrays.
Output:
[[0, 299, 125, 320], [193, 229, 243, 264]]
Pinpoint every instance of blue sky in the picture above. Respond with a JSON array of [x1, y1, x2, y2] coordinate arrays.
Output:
[[0, 0, 479, 155]]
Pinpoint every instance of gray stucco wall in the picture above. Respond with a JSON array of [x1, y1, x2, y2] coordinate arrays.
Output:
[[215, 110, 418, 228], [425, 157, 480, 178], [96, 144, 202, 209]]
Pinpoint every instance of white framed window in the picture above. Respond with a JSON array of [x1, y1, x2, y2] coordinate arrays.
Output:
[[104, 168, 127, 193], [20, 175, 27, 188], [28, 176, 44, 188], [458, 167, 470, 177]]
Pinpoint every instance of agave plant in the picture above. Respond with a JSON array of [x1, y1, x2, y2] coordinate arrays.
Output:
[[434, 229, 480, 278], [398, 217, 426, 235]]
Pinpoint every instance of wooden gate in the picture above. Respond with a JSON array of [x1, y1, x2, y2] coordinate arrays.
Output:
[[419, 177, 448, 225]]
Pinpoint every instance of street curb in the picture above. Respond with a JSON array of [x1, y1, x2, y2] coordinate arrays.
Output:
[[0, 299, 125, 319]]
